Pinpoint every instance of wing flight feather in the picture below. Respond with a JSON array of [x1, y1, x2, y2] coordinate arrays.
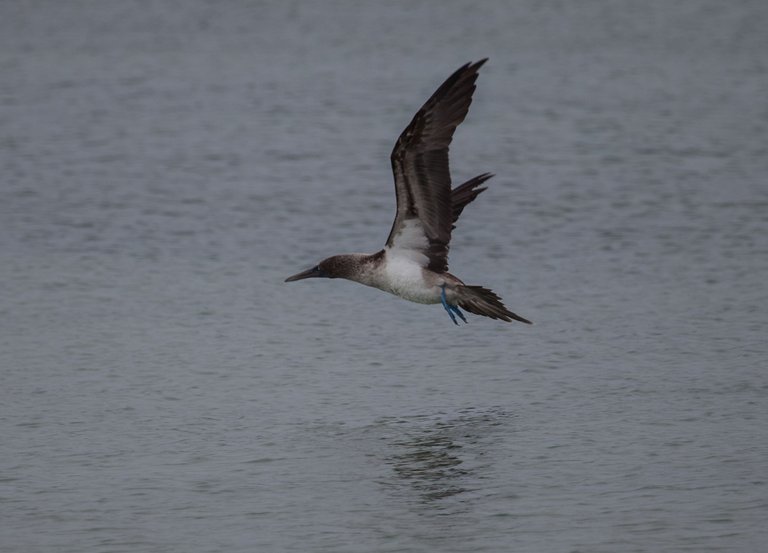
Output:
[[385, 59, 488, 272]]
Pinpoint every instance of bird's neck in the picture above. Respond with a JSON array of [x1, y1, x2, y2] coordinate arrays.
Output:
[[326, 251, 384, 285]]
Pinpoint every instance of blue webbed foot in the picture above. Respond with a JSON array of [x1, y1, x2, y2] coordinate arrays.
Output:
[[441, 285, 467, 325], [452, 304, 468, 324]]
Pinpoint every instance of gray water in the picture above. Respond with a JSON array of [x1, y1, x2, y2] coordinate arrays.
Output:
[[2, 1, 767, 552]]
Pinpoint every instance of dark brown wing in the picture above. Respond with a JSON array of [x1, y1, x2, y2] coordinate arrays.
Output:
[[450, 173, 493, 229], [385, 59, 488, 272]]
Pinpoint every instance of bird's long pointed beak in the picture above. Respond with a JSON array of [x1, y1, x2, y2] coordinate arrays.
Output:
[[284, 265, 323, 282]]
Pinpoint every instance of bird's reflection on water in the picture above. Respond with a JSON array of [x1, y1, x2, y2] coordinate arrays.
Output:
[[382, 407, 510, 505], [391, 433, 469, 501]]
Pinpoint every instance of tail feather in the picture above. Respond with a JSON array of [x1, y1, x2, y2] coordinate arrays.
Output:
[[456, 285, 532, 324], [450, 173, 493, 228]]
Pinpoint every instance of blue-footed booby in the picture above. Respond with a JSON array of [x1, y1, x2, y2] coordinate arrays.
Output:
[[285, 59, 531, 325]]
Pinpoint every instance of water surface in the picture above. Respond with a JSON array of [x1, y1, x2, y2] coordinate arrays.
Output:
[[1, 1, 767, 552]]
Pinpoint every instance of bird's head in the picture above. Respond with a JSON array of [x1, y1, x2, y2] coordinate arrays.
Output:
[[284, 254, 363, 283]]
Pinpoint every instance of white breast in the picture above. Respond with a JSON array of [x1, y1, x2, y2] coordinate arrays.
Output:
[[379, 248, 442, 304]]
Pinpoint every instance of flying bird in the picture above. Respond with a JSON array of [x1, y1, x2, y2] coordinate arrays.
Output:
[[285, 59, 531, 325]]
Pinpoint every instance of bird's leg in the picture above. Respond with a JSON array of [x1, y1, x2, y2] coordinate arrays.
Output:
[[440, 284, 458, 325], [441, 284, 464, 325]]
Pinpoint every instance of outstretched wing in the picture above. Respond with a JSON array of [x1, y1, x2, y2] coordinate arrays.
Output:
[[450, 173, 493, 230], [385, 59, 488, 272]]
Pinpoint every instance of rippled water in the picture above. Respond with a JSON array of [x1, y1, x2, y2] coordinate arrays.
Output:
[[2, 1, 767, 552]]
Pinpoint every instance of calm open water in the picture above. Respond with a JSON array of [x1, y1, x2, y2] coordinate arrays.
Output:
[[1, 1, 767, 552]]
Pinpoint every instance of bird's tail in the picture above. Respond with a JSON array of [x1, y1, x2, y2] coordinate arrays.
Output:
[[455, 285, 532, 324]]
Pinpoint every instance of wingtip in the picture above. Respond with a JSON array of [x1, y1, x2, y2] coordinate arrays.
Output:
[[454, 58, 489, 77], [475, 172, 495, 184]]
